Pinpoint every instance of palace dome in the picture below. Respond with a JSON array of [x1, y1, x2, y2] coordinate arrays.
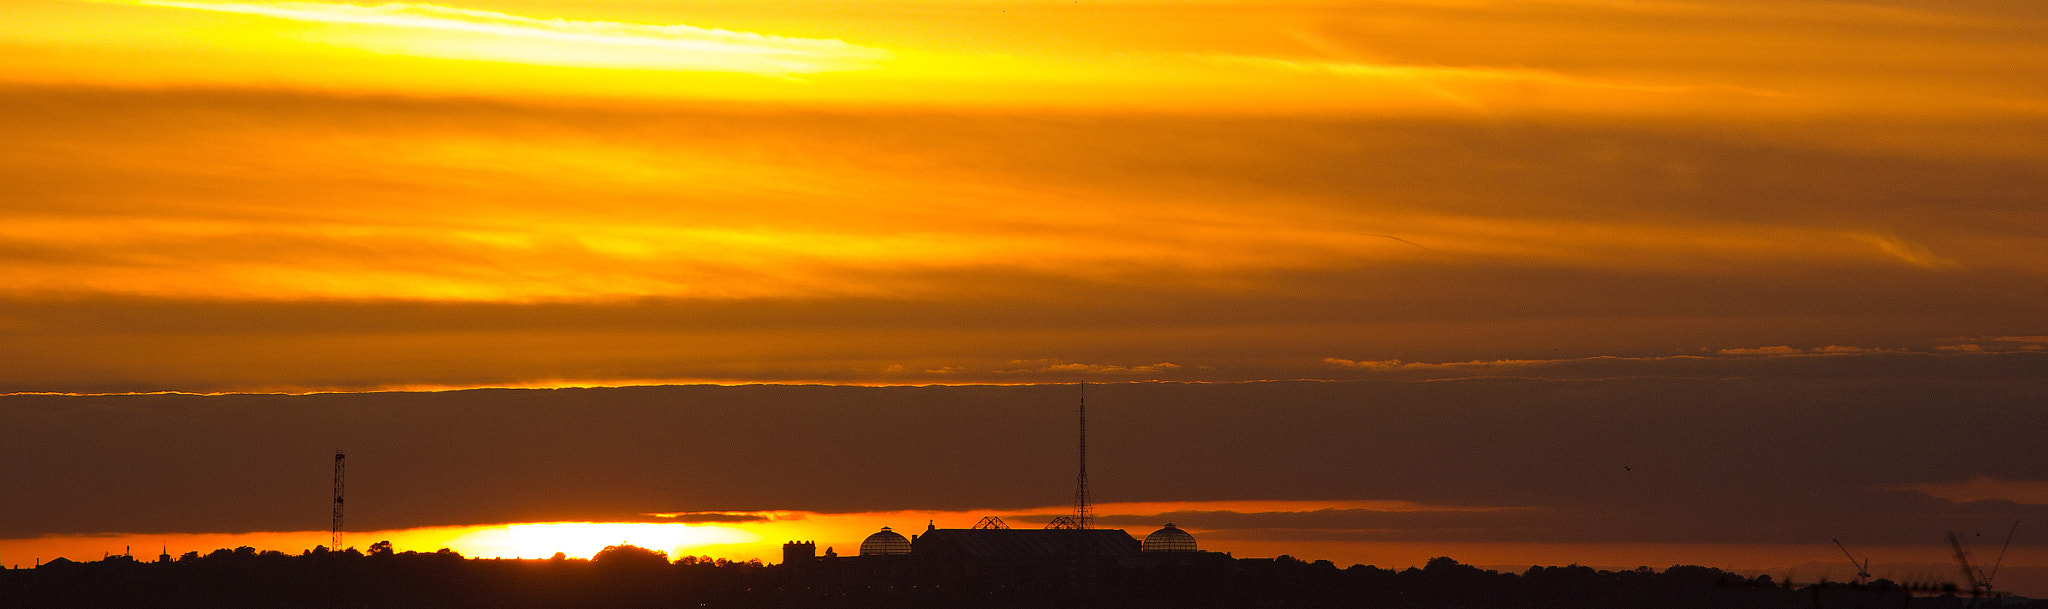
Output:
[[1141, 523, 1196, 552], [859, 527, 911, 556]]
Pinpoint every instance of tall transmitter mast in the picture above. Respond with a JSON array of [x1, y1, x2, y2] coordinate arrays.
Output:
[[332, 450, 345, 550], [1073, 383, 1092, 529]]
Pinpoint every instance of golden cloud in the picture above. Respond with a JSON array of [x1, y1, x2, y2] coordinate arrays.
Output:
[[133, 0, 891, 74]]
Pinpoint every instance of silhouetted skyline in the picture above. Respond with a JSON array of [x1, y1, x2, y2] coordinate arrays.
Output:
[[1, 0, 2044, 603], [4, 380, 2045, 595]]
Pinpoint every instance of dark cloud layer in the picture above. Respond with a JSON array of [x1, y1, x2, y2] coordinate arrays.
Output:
[[1, 282, 2044, 392], [3, 374, 2043, 549]]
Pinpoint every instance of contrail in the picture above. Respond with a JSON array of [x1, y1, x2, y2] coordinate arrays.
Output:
[[1360, 233, 1443, 253]]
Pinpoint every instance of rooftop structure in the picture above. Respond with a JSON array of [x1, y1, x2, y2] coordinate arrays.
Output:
[[782, 540, 815, 565], [913, 526, 1141, 563], [858, 527, 911, 556], [1142, 523, 1197, 552]]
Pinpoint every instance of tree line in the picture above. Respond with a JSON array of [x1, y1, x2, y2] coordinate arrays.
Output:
[[2, 544, 2039, 609]]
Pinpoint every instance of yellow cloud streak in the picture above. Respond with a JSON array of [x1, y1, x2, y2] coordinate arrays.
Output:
[[1217, 55, 1708, 93], [0, 205, 1992, 303], [0, 106, 2017, 303], [4, 0, 2037, 118], [129, 0, 891, 74], [8, 79, 2039, 305]]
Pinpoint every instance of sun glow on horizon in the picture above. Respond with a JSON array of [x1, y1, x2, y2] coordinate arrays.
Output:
[[445, 522, 762, 559], [5, 503, 2040, 594], [0, 499, 1508, 566]]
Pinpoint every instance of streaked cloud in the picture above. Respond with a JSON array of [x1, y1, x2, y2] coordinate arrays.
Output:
[[1319, 347, 2048, 383], [1715, 346, 1804, 355], [0, 81, 2041, 391], [1, 88, 2036, 312], [130, 0, 891, 74], [1321, 344, 1912, 371], [993, 360, 1186, 375], [1896, 476, 2048, 506], [1196, 53, 1777, 116], [0, 0, 2034, 115], [1857, 234, 1961, 269]]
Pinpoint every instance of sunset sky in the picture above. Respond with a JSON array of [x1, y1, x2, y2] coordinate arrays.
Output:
[[2, 0, 2045, 596]]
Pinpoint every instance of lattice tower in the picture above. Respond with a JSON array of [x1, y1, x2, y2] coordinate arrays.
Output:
[[332, 450, 345, 550], [1073, 383, 1092, 529]]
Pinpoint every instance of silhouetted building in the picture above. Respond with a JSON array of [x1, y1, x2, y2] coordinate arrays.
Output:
[[857, 527, 911, 556], [913, 524, 1141, 564], [778, 521, 1217, 605], [1141, 523, 1196, 552], [774, 389, 1217, 604], [783, 541, 815, 565]]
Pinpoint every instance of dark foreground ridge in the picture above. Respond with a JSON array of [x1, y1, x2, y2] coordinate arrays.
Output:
[[1, 543, 2039, 609]]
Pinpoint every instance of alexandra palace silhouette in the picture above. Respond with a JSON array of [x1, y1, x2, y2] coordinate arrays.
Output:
[[778, 518, 1207, 597]]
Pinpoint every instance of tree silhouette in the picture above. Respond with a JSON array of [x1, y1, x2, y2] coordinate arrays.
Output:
[[7, 543, 2019, 609], [591, 544, 669, 567]]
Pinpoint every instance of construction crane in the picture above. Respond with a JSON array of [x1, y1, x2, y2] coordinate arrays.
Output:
[[1988, 521, 2020, 594], [1949, 531, 1986, 606], [1832, 538, 1871, 585], [1949, 524, 2018, 609]]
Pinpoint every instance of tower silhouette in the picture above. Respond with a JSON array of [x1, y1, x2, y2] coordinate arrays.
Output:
[[1073, 383, 1092, 529], [332, 450, 345, 550]]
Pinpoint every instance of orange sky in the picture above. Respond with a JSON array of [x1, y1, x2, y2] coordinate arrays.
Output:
[[1, 0, 2045, 597], [6, 0, 2046, 115], [0, 0, 2044, 391]]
